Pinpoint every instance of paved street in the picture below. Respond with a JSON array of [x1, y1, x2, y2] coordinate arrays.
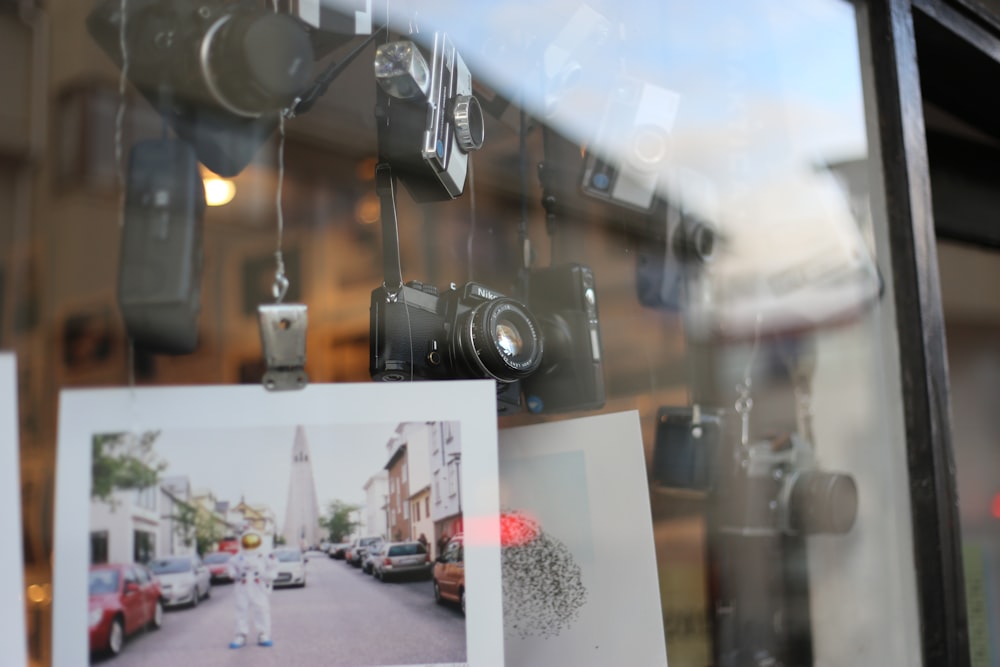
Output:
[[94, 552, 466, 667]]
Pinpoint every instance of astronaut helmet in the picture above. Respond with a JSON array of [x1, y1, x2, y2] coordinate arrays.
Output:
[[239, 527, 265, 552]]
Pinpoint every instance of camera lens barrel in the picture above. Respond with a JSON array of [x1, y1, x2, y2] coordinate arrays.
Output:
[[451, 95, 485, 152], [199, 12, 313, 117], [455, 298, 542, 382], [787, 470, 858, 535]]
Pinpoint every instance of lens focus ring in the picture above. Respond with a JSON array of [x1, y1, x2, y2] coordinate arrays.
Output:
[[452, 95, 485, 152], [457, 298, 542, 382]]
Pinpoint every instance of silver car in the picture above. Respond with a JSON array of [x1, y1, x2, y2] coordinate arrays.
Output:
[[372, 541, 432, 582], [148, 555, 211, 608]]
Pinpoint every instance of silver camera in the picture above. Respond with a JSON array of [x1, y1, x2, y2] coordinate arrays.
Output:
[[375, 33, 484, 201], [581, 76, 680, 212]]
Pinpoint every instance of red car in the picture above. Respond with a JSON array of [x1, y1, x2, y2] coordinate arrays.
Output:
[[89, 563, 163, 657], [203, 551, 234, 583]]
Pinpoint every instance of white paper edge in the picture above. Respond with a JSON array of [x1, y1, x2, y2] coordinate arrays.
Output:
[[53, 380, 503, 667], [0, 354, 27, 666]]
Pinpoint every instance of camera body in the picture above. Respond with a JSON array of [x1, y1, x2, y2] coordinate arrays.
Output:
[[118, 138, 205, 354], [636, 203, 716, 311], [375, 32, 484, 201], [719, 433, 858, 537], [522, 264, 606, 414], [370, 281, 543, 413], [651, 405, 725, 491], [87, 0, 320, 176], [655, 406, 858, 536], [581, 76, 680, 212]]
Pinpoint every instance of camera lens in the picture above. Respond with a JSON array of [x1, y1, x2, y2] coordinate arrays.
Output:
[[788, 470, 858, 535], [200, 12, 313, 117], [455, 298, 542, 382]]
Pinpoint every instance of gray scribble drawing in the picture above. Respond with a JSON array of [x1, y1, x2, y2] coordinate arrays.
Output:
[[501, 510, 588, 640]]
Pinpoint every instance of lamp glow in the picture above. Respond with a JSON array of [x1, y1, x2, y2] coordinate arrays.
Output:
[[203, 177, 236, 206]]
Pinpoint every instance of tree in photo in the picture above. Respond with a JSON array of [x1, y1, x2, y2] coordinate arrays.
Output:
[[322, 500, 360, 542], [91, 431, 165, 503], [172, 501, 227, 556]]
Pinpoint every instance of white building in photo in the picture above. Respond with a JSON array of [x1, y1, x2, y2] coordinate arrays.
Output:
[[90, 485, 160, 565], [363, 470, 389, 540], [429, 421, 463, 548]]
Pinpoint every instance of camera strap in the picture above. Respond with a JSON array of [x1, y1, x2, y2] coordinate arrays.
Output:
[[376, 162, 404, 295]]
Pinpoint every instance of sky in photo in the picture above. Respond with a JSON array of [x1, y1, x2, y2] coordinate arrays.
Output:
[[145, 422, 401, 525]]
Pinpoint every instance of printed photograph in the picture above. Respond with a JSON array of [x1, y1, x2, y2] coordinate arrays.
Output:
[[497, 411, 668, 666], [86, 422, 466, 666], [54, 383, 504, 667]]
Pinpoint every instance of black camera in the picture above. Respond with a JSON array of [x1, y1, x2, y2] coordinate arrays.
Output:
[[118, 138, 205, 354], [370, 281, 543, 413], [87, 0, 321, 176], [522, 264, 606, 414], [652, 405, 724, 491], [374, 32, 485, 201]]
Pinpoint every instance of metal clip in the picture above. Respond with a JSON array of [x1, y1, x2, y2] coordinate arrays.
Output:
[[258, 303, 309, 391]]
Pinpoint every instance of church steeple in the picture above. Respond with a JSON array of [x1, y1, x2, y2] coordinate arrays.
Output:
[[282, 425, 322, 549]]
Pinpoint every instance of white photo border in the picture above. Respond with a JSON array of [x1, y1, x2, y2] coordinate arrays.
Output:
[[0, 354, 27, 667], [53, 380, 504, 667]]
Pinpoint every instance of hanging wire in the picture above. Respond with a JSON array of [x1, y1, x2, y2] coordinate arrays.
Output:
[[114, 0, 129, 222], [272, 114, 290, 302], [466, 158, 476, 281]]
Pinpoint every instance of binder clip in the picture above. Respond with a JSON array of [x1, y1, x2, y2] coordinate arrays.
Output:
[[258, 303, 309, 391]]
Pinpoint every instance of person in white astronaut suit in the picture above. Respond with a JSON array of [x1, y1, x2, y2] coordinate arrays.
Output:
[[228, 527, 278, 648]]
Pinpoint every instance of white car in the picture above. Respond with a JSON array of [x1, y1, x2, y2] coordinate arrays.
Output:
[[272, 548, 307, 588], [148, 555, 211, 608]]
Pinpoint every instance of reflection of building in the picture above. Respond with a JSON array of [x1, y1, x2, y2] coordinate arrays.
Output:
[[282, 426, 322, 549], [363, 471, 389, 540], [430, 422, 463, 548], [90, 485, 159, 565], [385, 432, 410, 542]]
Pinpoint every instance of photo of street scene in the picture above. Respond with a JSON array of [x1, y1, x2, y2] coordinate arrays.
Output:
[[87, 421, 467, 667]]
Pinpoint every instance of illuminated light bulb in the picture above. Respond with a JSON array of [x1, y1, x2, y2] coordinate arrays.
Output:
[[355, 192, 380, 224], [203, 177, 237, 206], [26, 584, 49, 604]]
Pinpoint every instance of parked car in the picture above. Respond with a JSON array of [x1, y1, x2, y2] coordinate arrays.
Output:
[[373, 541, 432, 582], [347, 536, 383, 567], [203, 551, 234, 583], [362, 541, 385, 575], [329, 542, 350, 560], [148, 555, 211, 608], [88, 563, 163, 657], [433, 535, 465, 615], [272, 548, 308, 588]]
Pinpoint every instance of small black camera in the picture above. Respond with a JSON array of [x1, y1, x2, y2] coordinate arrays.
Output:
[[522, 264, 606, 414], [652, 405, 725, 491], [118, 138, 205, 354], [87, 0, 320, 175], [374, 32, 485, 201], [370, 281, 543, 413]]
